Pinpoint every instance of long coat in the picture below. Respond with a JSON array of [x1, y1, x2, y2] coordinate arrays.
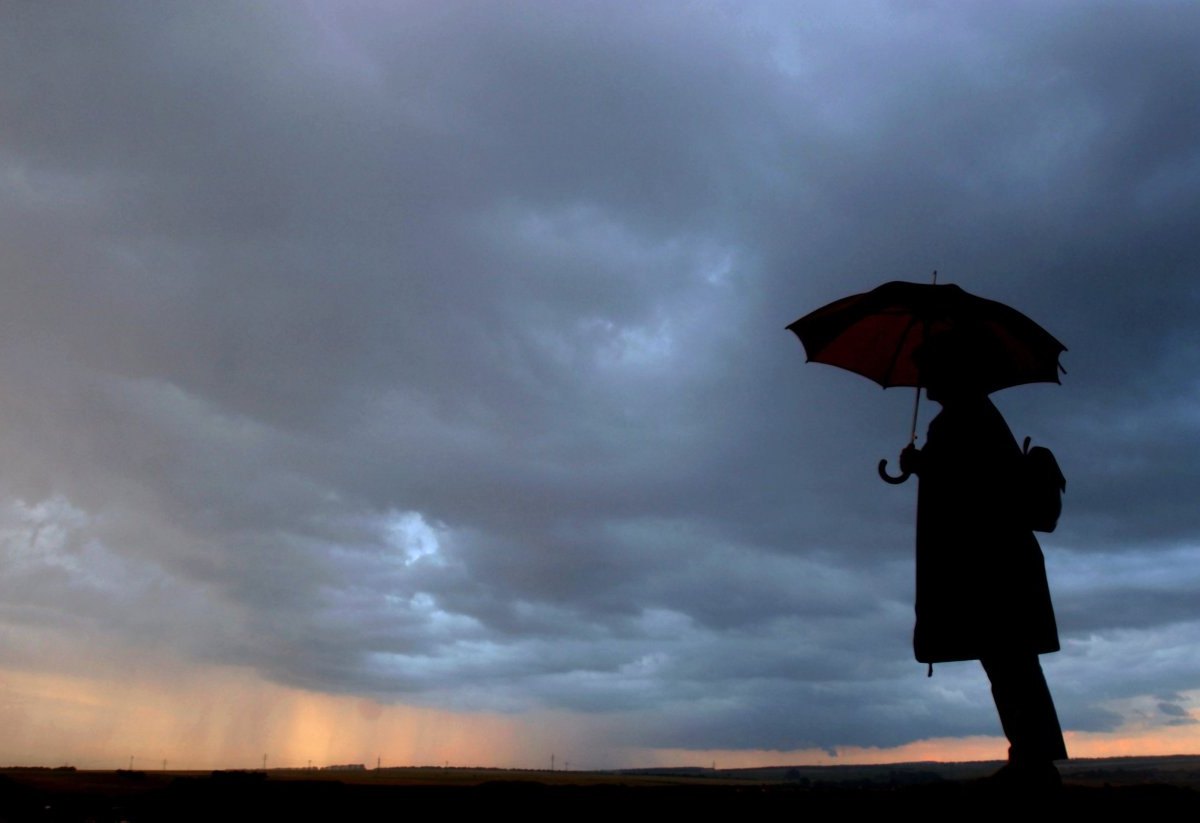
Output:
[[913, 397, 1060, 663]]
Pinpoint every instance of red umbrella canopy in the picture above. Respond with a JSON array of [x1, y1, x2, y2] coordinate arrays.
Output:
[[787, 281, 1066, 394]]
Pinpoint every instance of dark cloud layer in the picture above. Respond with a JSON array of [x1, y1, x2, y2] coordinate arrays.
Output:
[[2, 2, 1199, 756]]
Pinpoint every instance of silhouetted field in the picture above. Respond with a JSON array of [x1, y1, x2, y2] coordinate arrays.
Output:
[[3, 757, 1200, 820]]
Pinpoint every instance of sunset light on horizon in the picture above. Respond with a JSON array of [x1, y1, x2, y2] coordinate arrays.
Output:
[[3, 659, 1197, 771]]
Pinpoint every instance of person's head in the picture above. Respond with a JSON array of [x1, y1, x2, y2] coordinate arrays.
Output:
[[913, 328, 989, 404]]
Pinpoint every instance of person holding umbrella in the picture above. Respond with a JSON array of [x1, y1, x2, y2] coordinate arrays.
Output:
[[789, 280, 1069, 788], [899, 328, 1067, 787]]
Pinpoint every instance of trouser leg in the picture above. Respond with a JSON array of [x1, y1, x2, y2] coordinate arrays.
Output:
[[981, 654, 1068, 763]]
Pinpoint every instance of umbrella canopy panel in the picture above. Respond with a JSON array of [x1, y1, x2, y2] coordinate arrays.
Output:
[[787, 281, 1066, 394]]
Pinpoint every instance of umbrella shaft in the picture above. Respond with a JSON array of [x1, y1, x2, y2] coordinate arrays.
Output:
[[909, 387, 922, 444]]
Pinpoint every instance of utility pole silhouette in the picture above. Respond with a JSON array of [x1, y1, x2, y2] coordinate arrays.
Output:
[[550, 753, 555, 771]]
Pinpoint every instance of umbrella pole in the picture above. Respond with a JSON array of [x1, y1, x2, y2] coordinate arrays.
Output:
[[909, 386, 922, 444], [879, 386, 921, 484], [911, 268, 933, 441]]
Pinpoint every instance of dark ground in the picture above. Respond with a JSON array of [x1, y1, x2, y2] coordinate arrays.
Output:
[[3, 756, 1200, 821]]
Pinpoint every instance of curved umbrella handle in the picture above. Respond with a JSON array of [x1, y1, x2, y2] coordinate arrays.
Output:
[[878, 458, 912, 485]]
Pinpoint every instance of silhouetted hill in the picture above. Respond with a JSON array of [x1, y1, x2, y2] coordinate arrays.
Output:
[[3, 756, 1199, 820]]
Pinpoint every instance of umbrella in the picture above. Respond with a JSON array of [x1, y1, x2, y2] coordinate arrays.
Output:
[[787, 279, 1066, 483]]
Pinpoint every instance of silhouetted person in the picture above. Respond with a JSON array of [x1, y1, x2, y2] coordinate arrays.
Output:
[[900, 333, 1066, 787]]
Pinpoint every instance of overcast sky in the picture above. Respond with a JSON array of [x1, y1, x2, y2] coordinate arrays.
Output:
[[2, 1, 1200, 769]]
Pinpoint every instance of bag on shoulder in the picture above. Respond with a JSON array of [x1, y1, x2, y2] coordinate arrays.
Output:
[[1021, 436, 1066, 533]]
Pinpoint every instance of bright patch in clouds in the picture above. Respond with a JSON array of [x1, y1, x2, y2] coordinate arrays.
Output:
[[386, 510, 442, 566]]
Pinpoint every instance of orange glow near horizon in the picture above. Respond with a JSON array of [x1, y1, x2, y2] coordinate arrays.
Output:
[[0, 664, 575, 771], [639, 722, 1200, 770], [1, 662, 1196, 771]]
